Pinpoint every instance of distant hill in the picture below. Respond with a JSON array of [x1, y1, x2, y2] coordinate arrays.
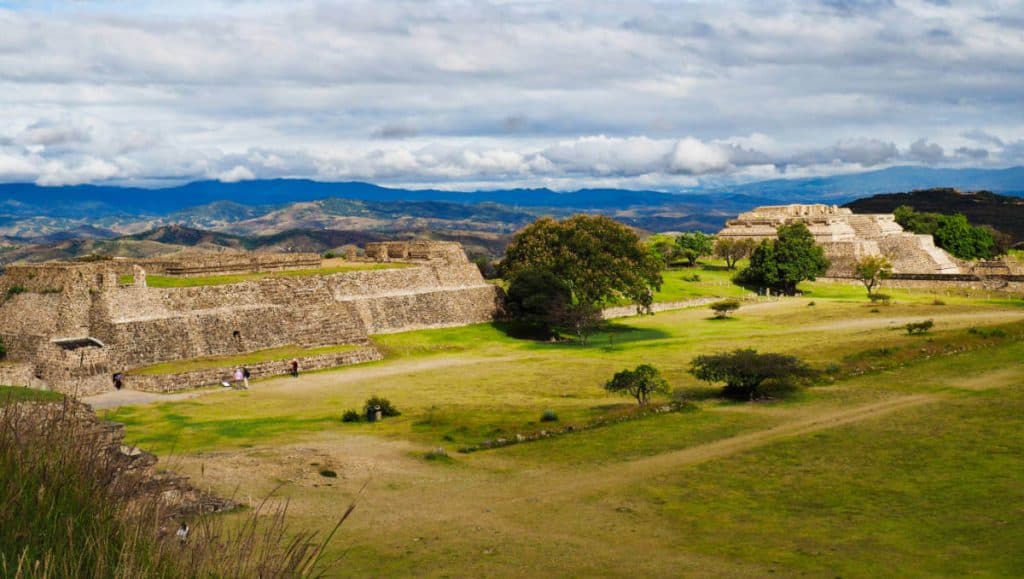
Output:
[[844, 188, 1024, 241]]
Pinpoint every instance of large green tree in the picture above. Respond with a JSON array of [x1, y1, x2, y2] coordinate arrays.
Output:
[[738, 222, 829, 295], [675, 232, 714, 266], [501, 215, 663, 342]]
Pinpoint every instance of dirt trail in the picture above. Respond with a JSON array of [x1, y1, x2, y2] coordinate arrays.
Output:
[[509, 393, 940, 503], [85, 354, 518, 409]]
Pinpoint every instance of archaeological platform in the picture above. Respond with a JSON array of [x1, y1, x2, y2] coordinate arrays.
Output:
[[0, 241, 500, 396]]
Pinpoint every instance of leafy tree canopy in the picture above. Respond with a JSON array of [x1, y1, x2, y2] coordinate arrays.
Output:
[[604, 364, 669, 405], [689, 349, 816, 400], [894, 205, 999, 260], [675, 231, 714, 266], [501, 215, 663, 337], [738, 222, 829, 295], [714, 237, 756, 270], [853, 254, 893, 296]]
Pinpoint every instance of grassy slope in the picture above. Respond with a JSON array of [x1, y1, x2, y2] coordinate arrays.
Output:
[[105, 275, 1024, 576], [0, 386, 63, 403]]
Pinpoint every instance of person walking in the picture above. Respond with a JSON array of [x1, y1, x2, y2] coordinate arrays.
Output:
[[242, 367, 250, 389], [289, 358, 299, 378], [233, 367, 244, 389]]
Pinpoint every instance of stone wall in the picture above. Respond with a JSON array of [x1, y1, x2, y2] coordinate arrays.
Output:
[[126, 346, 383, 393], [0, 241, 501, 395], [0, 363, 35, 387], [821, 274, 1024, 294], [138, 253, 322, 277]]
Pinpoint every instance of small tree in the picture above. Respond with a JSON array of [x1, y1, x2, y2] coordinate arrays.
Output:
[[854, 255, 893, 296], [689, 349, 816, 400], [604, 364, 669, 406], [709, 299, 741, 319], [714, 237, 756, 270], [905, 320, 934, 335], [675, 232, 714, 267]]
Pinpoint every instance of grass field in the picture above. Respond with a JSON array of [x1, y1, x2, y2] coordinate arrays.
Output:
[[0, 385, 63, 403], [121, 260, 409, 288], [103, 277, 1024, 577]]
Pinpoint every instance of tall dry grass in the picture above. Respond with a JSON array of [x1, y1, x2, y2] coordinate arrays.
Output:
[[0, 394, 354, 578]]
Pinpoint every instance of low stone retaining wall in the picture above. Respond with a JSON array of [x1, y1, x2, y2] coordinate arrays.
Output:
[[0, 362, 35, 387], [603, 295, 762, 319], [125, 346, 383, 393], [821, 275, 1024, 294]]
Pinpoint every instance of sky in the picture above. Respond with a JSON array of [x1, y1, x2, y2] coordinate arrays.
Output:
[[0, 0, 1022, 190]]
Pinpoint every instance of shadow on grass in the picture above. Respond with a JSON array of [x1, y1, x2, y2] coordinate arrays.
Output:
[[705, 316, 741, 322]]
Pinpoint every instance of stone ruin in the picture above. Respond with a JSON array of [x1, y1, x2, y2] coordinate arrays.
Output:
[[0, 241, 500, 396], [717, 204, 962, 277]]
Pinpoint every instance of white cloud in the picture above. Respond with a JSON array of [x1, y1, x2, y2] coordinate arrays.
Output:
[[216, 165, 255, 183], [0, 1, 1020, 188]]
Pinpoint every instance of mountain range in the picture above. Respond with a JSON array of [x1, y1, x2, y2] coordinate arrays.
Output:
[[2, 165, 1024, 263]]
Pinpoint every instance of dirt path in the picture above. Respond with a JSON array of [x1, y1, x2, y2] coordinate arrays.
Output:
[[801, 310, 1024, 333], [85, 354, 519, 409]]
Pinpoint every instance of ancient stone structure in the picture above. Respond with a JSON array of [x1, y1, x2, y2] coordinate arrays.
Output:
[[0, 242, 500, 395], [718, 204, 962, 277]]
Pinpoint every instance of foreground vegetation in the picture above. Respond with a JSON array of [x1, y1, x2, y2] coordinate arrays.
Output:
[[100, 272, 1024, 576]]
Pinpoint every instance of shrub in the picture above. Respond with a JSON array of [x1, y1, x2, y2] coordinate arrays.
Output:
[[319, 469, 338, 478], [6, 285, 26, 298], [807, 301, 815, 307], [324, 251, 337, 259], [967, 327, 1006, 339], [690, 349, 816, 400], [868, 293, 891, 304], [540, 409, 559, 422], [424, 448, 450, 461], [932, 298, 946, 306], [709, 299, 741, 319], [341, 409, 361, 423], [681, 273, 702, 282], [905, 320, 934, 335], [364, 396, 400, 418], [604, 364, 669, 406]]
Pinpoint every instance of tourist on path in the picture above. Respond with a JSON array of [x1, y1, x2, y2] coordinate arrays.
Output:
[[290, 359, 299, 377], [233, 367, 245, 389], [242, 367, 251, 388]]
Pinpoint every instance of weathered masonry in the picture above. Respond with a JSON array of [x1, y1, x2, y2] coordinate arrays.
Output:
[[718, 204, 1024, 291], [0, 242, 500, 396], [718, 204, 962, 277]]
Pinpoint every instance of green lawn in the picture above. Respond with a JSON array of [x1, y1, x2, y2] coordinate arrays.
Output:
[[127, 343, 364, 375], [0, 386, 63, 403], [103, 281, 1024, 577], [121, 262, 410, 288]]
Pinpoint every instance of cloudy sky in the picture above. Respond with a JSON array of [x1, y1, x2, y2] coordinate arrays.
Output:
[[0, 0, 1022, 189]]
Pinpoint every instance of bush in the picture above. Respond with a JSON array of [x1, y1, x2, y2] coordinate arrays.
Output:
[[540, 409, 559, 422], [868, 293, 891, 304], [604, 364, 669, 406], [6, 285, 26, 298], [681, 273, 702, 282], [341, 409, 361, 423], [424, 448, 450, 461], [323, 251, 337, 259], [905, 320, 934, 335], [319, 469, 338, 478], [709, 299, 741, 319], [690, 349, 816, 400], [932, 298, 946, 306], [364, 396, 400, 418], [807, 301, 815, 307], [967, 327, 1006, 339]]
